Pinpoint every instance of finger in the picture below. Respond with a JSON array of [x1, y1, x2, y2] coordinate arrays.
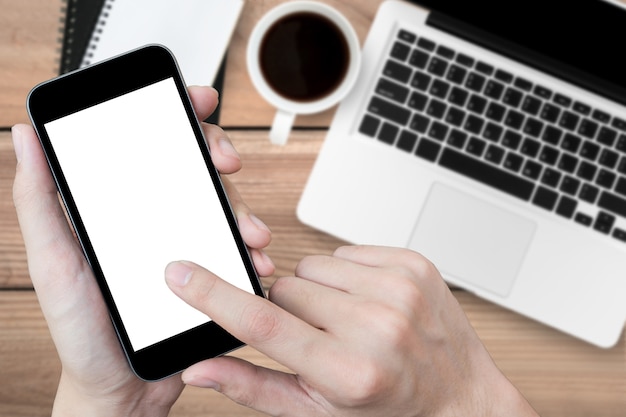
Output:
[[202, 123, 242, 175], [268, 276, 355, 332], [12, 124, 92, 291], [249, 248, 275, 278], [165, 261, 328, 375], [188, 86, 219, 121], [182, 356, 320, 416]]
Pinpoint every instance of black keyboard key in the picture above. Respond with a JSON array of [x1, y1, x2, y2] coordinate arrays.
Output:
[[618, 135, 626, 153], [598, 191, 626, 218], [514, 77, 533, 91], [408, 91, 428, 111], [575, 212, 593, 226], [558, 153, 579, 173], [396, 130, 418, 152], [410, 113, 430, 133], [359, 114, 380, 137], [613, 117, 626, 132], [411, 71, 431, 91], [456, 53, 474, 67], [417, 37, 435, 51], [445, 107, 466, 127], [616, 176, 626, 196], [533, 85, 552, 99], [383, 60, 412, 83], [464, 114, 484, 134], [560, 176, 580, 195], [521, 95, 542, 116], [580, 141, 600, 161], [502, 88, 523, 107], [438, 148, 535, 200], [592, 109, 611, 124], [613, 228, 626, 242], [415, 138, 441, 161], [579, 183, 599, 203], [554, 93, 572, 107], [465, 72, 486, 92], [561, 133, 582, 153], [599, 148, 619, 169], [539, 145, 559, 165], [436, 45, 455, 59], [430, 79, 451, 99], [593, 211, 616, 234], [428, 121, 449, 141], [397, 29, 417, 43], [378, 122, 399, 144], [467, 94, 487, 114], [466, 136, 486, 157], [573, 102, 591, 115], [482, 122, 503, 142], [368, 97, 411, 126], [504, 110, 525, 129], [619, 156, 626, 174], [503, 152, 524, 172], [597, 126, 617, 147], [475, 61, 494, 75], [448, 86, 469, 107], [521, 138, 541, 158], [522, 160, 542, 180], [577, 161, 597, 181], [390, 41, 411, 61], [502, 130, 522, 150], [448, 129, 468, 149], [485, 144, 505, 164], [596, 169, 616, 189], [409, 49, 429, 69], [446, 65, 467, 84], [426, 99, 447, 119], [376, 78, 410, 104], [578, 119, 598, 139], [542, 125, 562, 145], [541, 168, 561, 188], [495, 69, 514, 83], [427, 57, 448, 76], [532, 186, 559, 210], [556, 196, 577, 218], [485, 102, 506, 122], [484, 80, 505, 100], [540, 103, 560, 123], [559, 111, 580, 131], [523, 118, 544, 137]]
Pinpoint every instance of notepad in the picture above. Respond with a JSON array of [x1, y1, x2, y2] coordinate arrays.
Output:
[[81, 0, 244, 86]]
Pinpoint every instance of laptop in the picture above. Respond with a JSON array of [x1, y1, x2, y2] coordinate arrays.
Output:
[[297, 0, 626, 348]]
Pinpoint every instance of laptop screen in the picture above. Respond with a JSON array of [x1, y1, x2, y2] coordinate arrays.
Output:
[[412, 0, 626, 105]]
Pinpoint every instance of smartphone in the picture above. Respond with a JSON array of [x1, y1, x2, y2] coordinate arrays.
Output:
[[26, 45, 265, 381]]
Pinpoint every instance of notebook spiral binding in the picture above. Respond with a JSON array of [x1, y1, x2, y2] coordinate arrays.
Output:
[[81, 0, 115, 67], [56, 0, 71, 74]]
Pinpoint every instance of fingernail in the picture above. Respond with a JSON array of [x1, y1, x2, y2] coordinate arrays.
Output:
[[165, 261, 193, 287], [11, 125, 23, 163], [183, 373, 221, 391], [249, 214, 271, 233], [218, 137, 239, 159]]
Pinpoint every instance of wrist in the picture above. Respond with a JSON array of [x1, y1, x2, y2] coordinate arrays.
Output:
[[51, 372, 172, 417]]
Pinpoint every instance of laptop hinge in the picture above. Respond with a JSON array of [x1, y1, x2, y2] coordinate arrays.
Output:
[[426, 12, 626, 107]]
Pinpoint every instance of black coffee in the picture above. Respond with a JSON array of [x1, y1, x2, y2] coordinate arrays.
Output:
[[259, 12, 350, 102]]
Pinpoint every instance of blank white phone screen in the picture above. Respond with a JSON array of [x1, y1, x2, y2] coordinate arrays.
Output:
[[44, 78, 253, 351]]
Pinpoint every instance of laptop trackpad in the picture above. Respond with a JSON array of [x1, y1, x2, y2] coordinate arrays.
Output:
[[409, 183, 536, 298]]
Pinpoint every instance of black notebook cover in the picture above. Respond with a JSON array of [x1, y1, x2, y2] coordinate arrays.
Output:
[[58, 0, 225, 124]]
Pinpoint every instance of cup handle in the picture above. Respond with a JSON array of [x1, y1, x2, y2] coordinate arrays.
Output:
[[269, 110, 296, 145]]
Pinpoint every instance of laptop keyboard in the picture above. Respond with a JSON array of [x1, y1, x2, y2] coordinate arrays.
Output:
[[358, 29, 626, 244]]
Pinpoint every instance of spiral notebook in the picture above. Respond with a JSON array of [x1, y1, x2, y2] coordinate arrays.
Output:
[[76, 0, 243, 87]]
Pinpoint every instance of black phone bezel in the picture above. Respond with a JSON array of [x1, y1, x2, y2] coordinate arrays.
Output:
[[26, 44, 265, 381]]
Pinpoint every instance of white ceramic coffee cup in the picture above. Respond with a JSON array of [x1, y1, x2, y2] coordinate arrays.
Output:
[[247, 1, 361, 145]]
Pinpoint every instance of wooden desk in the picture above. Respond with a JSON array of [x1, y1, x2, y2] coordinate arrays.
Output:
[[1, 1, 624, 416]]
